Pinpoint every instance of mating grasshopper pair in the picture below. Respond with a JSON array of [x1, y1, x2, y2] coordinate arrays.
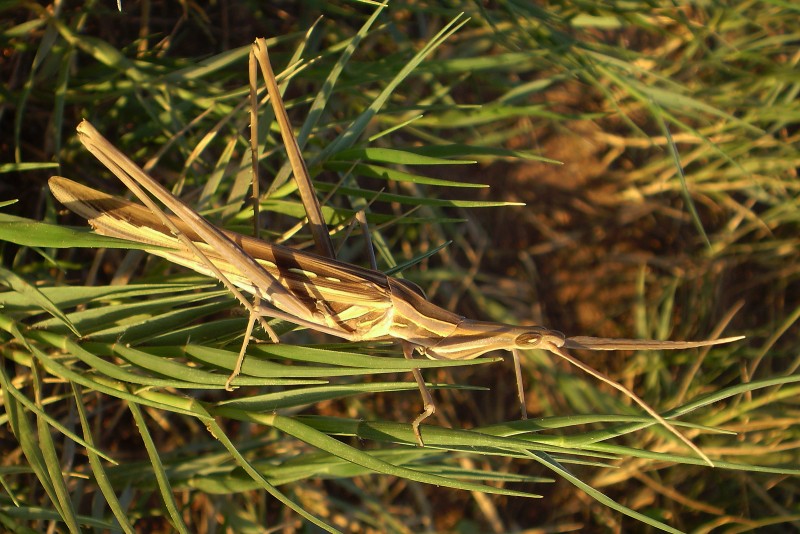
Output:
[[50, 39, 742, 465]]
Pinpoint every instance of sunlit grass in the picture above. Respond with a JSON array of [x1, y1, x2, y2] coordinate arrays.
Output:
[[1, 1, 797, 532]]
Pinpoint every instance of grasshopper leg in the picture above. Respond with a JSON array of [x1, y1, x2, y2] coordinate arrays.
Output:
[[511, 348, 528, 419], [403, 341, 435, 446], [226, 311, 259, 390]]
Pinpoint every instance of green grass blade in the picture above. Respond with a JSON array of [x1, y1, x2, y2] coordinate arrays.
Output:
[[0, 267, 80, 337], [70, 383, 135, 534], [127, 401, 189, 534]]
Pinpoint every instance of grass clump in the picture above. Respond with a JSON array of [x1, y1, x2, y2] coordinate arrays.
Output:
[[1, 2, 797, 532]]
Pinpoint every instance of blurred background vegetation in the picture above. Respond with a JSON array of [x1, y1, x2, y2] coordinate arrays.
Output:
[[1, 1, 798, 532]]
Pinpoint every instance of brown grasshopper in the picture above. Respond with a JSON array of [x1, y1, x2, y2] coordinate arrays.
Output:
[[49, 39, 742, 465]]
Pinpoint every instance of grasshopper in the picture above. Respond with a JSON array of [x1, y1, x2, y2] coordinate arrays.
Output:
[[49, 40, 742, 464]]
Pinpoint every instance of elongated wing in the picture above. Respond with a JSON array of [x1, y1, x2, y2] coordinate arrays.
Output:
[[49, 176, 396, 340]]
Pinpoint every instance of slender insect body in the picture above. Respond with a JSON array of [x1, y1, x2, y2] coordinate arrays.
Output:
[[51, 117, 743, 460], [51, 172, 742, 363], [52, 175, 567, 360]]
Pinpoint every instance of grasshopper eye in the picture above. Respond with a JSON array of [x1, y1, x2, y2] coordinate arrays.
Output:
[[515, 332, 543, 346]]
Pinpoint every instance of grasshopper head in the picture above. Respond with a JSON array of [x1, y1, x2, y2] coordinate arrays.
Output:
[[420, 321, 567, 360]]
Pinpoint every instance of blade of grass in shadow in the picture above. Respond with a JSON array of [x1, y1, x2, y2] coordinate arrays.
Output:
[[0, 352, 63, 522], [324, 161, 488, 187], [12, 10, 59, 163], [196, 408, 341, 532], [0, 355, 116, 463], [127, 401, 189, 534], [0, 267, 80, 337], [3, 324, 218, 419], [659, 111, 711, 248], [70, 382, 135, 534], [529, 450, 683, 534], [32, 364, 80, 532]]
